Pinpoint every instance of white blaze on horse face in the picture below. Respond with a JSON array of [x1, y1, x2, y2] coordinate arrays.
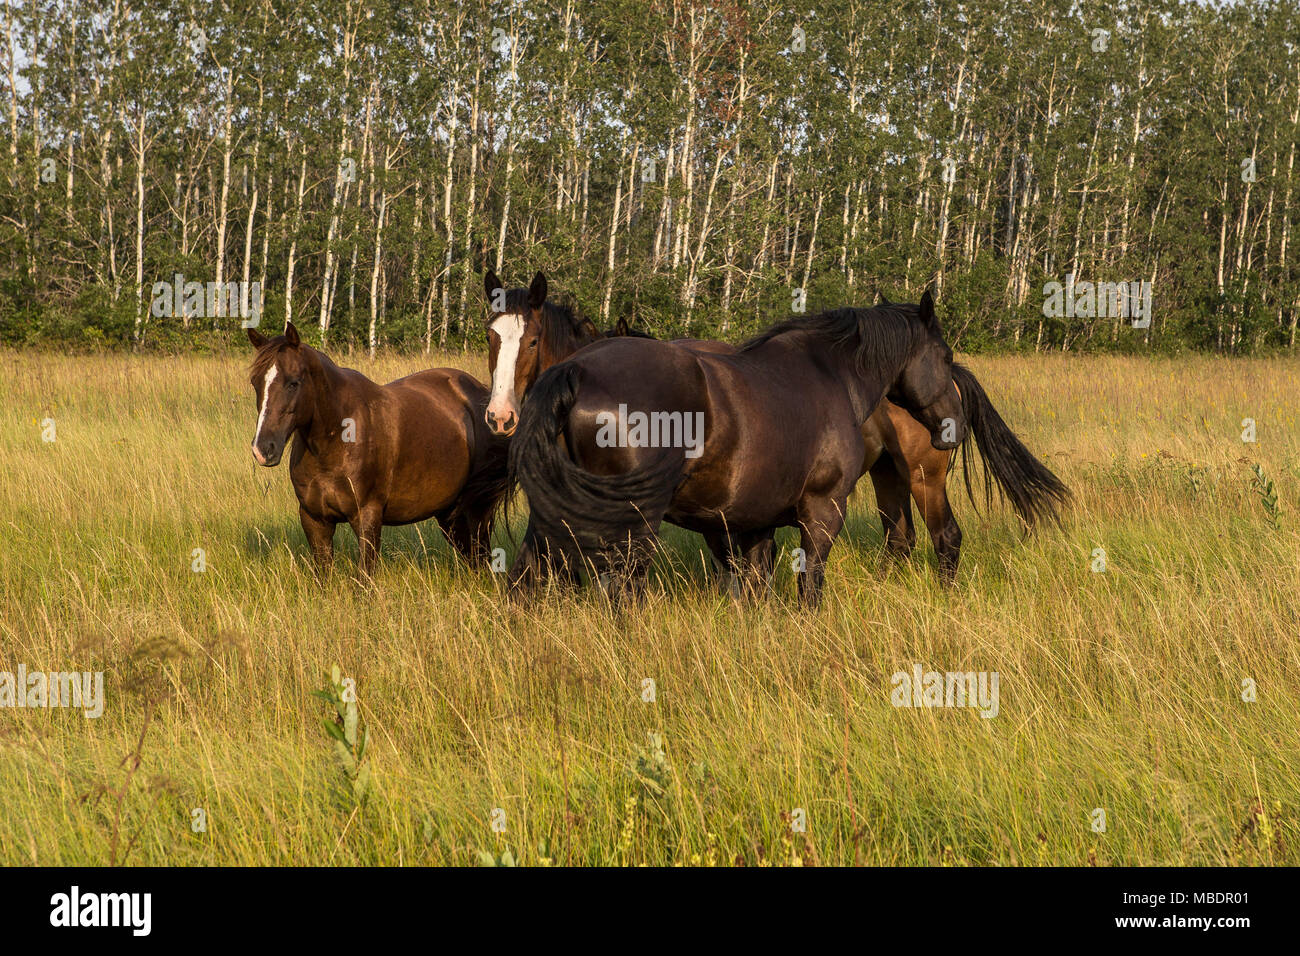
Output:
[[487, 312, 526, 431], [251, 362, 279, 463]]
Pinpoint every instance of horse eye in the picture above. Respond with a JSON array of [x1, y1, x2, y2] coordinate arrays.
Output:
[[287, 380, 300, 390], [527, 338, 539, 349]]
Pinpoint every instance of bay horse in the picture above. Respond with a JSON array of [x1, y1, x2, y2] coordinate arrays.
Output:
[[247, 322, 510, 576], [482, 269, 600, 437], [864, 296, 1069, 580], [507, 293, 968, 606]]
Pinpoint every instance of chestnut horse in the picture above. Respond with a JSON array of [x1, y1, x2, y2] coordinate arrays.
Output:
[[247, 322, 509, 575], [482, 269, 600, 437], [508, 294, 968, 606], [485, 280, 1066, 585]]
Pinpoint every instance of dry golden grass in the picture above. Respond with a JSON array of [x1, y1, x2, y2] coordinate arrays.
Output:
[[0, 348, 1297, 865]]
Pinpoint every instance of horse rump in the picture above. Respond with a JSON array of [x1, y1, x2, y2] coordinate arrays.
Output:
[[508, 362, 679, 579]]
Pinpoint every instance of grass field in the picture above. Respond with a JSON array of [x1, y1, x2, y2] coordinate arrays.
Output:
[[1, 347, 1297, 866]]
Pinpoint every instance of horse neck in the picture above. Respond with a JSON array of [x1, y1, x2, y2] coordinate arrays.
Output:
[[299, 348, 350, 447], [751, 330, 908, 425]]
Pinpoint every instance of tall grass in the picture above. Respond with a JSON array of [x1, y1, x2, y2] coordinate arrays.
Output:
[[1, 348, 1297, 865]]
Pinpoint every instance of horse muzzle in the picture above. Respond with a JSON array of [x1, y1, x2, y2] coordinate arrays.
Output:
[[251, 439, 283, 467], [929, 415, 967, 450], [485, 407, 518, 437]]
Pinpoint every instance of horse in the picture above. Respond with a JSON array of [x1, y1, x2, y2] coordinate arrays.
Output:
[[246, 321, 510, 576], [507, 293, 968, 607], [486, 279, 1067, 587], [863, 296, 1069, 580], [482, 269, 600, 437], [606, 317, 655, 339]]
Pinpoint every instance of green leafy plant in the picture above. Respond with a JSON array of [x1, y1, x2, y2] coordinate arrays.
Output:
[[313, 665, 371, 809], [1250, 463, 1283, 530], [632, 731, 671, 799]]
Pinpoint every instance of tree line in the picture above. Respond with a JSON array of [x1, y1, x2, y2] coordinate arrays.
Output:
[[2, 0, 1298, 355]]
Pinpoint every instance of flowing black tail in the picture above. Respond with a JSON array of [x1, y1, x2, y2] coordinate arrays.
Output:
[[951, 363, 1070, 526], [508, 363, 680, 574]]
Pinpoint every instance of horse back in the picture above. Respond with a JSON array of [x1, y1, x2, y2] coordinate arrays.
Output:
[[370, 367, 485, 522], [670, 337, 736, 356]]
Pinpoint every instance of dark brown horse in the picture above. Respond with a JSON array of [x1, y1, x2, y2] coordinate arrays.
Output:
[[247, 322, 510, 575], [490, 294, 1066, 587], [859, 296, 1068, 580], [508, 294, 968, 606]]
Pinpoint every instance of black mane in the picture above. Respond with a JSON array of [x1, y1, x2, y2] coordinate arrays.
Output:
[[740, 303, 925, 374]]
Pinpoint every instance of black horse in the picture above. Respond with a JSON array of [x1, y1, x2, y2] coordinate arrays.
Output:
[[508, 292, 967, 606]]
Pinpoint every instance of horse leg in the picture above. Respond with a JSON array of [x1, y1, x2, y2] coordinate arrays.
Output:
[[795, 495, 847, 608], [735, 528, 776, 598], [442, 509, 490, 567], [299, 507, 336, 576], [702, 529, 741, 597], [618, 550, 655, 604], [507, 520, 546, 592], [869, 455, 915, 563], [468, 509, 494, 567], [911, 460, 962, 585], [349, 503, 384, 579], [600, 527, 659, 605], [507, 518, 577, 592]]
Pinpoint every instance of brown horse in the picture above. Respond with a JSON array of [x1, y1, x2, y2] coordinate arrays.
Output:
[[861, 364, 1069, 580], [508, 294, 968, 606], [861, 297, 1067, 580], [482, 269, 600, 437], [247, 322, 510, 575], [489, 291, 1066, 586]]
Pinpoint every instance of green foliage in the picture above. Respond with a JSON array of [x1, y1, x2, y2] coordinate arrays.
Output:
[[1250, 463, 1283, 530], [313, 665, 372, 809], [475, 848, 517, 867], [632, 731, 672, 801], [1, 1, 1297, 354]]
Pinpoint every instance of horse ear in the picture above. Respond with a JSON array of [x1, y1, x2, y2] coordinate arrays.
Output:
[[284, 321, 301, 347], [484, 270, 502, 304], [919, 289, 939, 330], [876, 288, 891, 306], [616, 317, 631, 336], [528, 271, 547, 309], [247, 326, 269, 349]]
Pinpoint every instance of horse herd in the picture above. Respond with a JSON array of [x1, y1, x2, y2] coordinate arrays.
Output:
[[246, 270, 1068, 606]]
